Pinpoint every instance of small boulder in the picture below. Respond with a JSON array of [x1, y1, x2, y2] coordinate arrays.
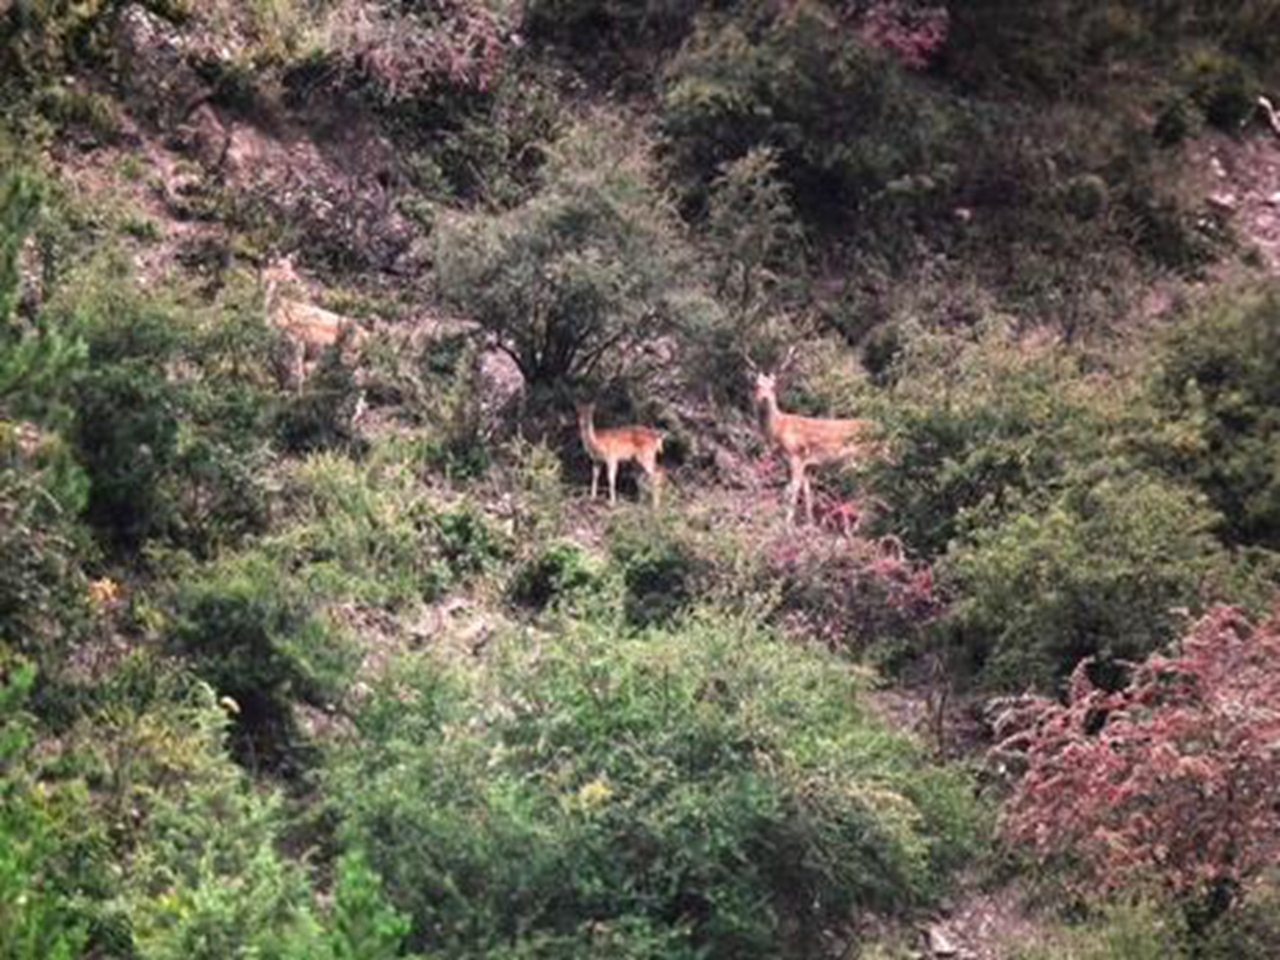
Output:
[[927, 923, 959, 957]]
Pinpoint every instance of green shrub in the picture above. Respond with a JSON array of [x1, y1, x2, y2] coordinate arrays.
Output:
[[34, 255, 273, 554], [866, 325, 1121, 558], [523, 0, 700, 62], [0, 173, 92, 667], [661, 1, 960, 229], [269, 451, 444, 608], [0, 660, 88, 960], [415, 338, 490, 481], [607, 513, 710, 628], [1200, 877, 1280, 960], [1183, 47, 1256, 130], [942, 473, 1261, 691], [1143, 286, 1280, 551], [166, 554, 358, 770], [1, 169, 42, 324], [35, 84, 121, 142], [699, 146, 806, 362], [278, 848, 424, 960], [95, 681, 320, 959], [1010, 899, 1188, 960], [431, 504, 508, 583], [328, 612, 983, 959], [399, 60, 565, 210], [0, 425, 90, 669], [274, 339, 364, 455], [508, 541, 603, 611]]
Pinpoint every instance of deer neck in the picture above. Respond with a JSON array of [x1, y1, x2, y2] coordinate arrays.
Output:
[[758, 392, 784, 444], [578, 411, 601, 456]]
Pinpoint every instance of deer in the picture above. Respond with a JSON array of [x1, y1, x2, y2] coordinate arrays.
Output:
[[262, 256, 368, 389], [746, 348, 880, 526], [575, 401, 665, 508]]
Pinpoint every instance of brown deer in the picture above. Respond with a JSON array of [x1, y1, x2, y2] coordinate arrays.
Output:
[[575, 401, 665, 507], [748, 351, 879, 525], [262, 257, 368, 388]]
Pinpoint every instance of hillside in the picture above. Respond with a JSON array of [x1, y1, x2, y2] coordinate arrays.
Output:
[[3, 2, 1280, 959]]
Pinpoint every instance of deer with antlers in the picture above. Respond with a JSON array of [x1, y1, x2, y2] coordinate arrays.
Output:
[[262, 256, 369, 389], [576, 401, 665, 508], [746, 348, 879, 525]]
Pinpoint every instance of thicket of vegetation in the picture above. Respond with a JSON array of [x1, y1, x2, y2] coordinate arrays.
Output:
[[3, 0, 1280, 957]]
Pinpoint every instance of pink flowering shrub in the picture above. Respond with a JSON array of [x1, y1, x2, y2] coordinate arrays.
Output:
[[767, 529, 943, 652], [998, 605, 1280, 906]]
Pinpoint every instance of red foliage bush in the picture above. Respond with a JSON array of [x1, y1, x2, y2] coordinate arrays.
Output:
[[998, 605, 1280, 902], [855, 2, 949, 70], [767, 529, 943, 651]]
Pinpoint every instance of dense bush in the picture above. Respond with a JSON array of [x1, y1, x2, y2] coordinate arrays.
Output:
[[607, 513, 713, 628], [508, 540, 603, 611], [0, 661, 88, 960], [661, 0, 961, 228], [106, 687, 317, 958], [942, 473, 1262, 690], [165, 554, 358, 770], [523, 0, 701, 61], [999, 606, 1280, 919], [1008, 900, 1189, 960], [1, 172, 91, 667], [0, 425, 90, 668], [866, 325, 1121, 559], [329, 613, 982, 958], [268, 451, 445, 608], [941, 1, 1279, 100], [1143, 287, 1280, 552], [34, 256, 274, 554], [1199, 878, 1280, 960], [274, 338, 364, 456]]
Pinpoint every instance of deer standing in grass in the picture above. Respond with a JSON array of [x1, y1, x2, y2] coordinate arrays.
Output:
[[262, 257, 368, 389], [748, 352, 879, 525], [576, 402, 665, 507]]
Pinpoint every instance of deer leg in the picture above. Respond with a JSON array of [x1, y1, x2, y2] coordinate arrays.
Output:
[[607, 459, 619, 506], [802, 474, 815, 526], [785, 459, 804, 525], [641, 453, 662, 508], [591, 462, 600, 500]]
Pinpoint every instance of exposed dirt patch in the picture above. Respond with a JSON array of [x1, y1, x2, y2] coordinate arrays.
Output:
[[1190, 128, 1280, 273]]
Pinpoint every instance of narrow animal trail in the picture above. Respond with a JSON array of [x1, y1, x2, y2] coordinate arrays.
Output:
[[859, 686, 1049, 960]]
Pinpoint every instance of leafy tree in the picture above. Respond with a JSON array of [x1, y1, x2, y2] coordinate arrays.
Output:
[[999, 606, 1280, 922], [434, 121, 699, 391], [705, 146, 804, 332]]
